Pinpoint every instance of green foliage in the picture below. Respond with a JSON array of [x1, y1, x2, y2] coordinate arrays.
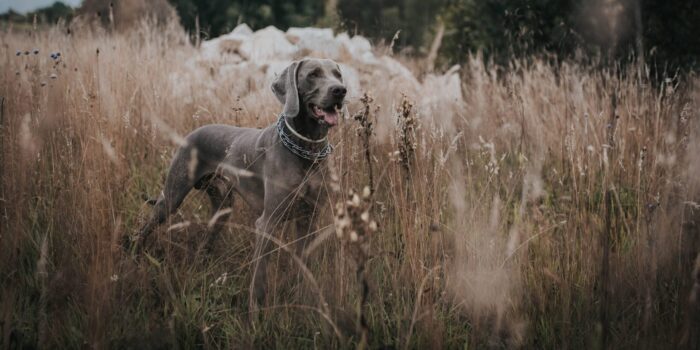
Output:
[[166, 0, 447, 52], [641, 0, 700, 70], [440, 0, 574, 63], [168, 0, 325, 38], [2, 0, 698, 69], [337, 0, 447, 52], [0, 2, 74, 24], [439, 0, 700, 69]]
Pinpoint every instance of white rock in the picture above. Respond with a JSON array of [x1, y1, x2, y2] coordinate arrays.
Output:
[[349, 35, 372, 54], [239, 26, 298, 61], [199, 23, 254, 62], [422, 65, 462, 105], [420, 65, 465, 127], [338, 63, 361, 99], [230, 23, 253, 37], [378, 56, 420, 90], [263, 60, 296, 84], [336, 32, 378, 64], [287, 27, 341, 58]]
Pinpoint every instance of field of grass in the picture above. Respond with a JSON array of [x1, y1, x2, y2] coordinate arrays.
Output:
[[2, 20, 700, 349]]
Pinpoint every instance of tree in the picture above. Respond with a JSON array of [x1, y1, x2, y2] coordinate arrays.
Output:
[[167, 0, 324, 39], [336, 0, 446, 53], [79, 0, 175, 30], [0, 2, 75, 24], [440, 0, 575, 64], [439, 0, 700, 70]]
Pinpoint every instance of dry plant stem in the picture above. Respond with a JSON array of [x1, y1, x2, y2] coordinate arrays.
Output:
[[643, 201, 659, 344], [425, 22, 445, 73], [356, 257, 370, 350], [601, 91, 618, 350], [108, 2, 114, 32], [0, 96, 5, 225], [231, 223, 344, 343], [195, 15, 200, 48], [36, 235, 49, 348], [601, 189, 612, 350], [405, 266, 440, 349], [332, 185, 377, 348], [354, 93, 375, 193], [4, 23, 700, 348], [397, 95, 415, 182], [684, 254, 700, 349], [388, 30, 401, 55]]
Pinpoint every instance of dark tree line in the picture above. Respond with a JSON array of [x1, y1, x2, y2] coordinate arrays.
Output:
[[0, 2, 74, 24], [163, 0, 700, 69], [2, 0, 699, 69], [168, 0, 325, 40], [440, 0, 700, 69]]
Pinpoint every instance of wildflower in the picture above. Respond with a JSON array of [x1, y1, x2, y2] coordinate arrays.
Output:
[[351, 193, 361, 206], [396, 94, 416, 179], [368, 221, 378, 232], [334, 187, 377, 245], [362, 186, 371, 198], [214, 272, 228, 285], [110, 274, 119, 282], [336, 217, 350, 231]]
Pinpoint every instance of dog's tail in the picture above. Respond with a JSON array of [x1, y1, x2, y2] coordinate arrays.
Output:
[[141, 194, 158, 206]]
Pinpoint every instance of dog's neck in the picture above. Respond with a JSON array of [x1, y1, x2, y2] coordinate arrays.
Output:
[[288, 112, 329, 144], [277, 114, 333, 163]]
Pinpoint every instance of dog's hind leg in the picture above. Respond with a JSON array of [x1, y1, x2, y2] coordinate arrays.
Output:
[[126, 150, 200, 252], [202, 177, 234, 251]]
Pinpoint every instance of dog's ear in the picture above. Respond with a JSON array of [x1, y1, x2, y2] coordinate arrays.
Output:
[[271, 60, 302, 118]]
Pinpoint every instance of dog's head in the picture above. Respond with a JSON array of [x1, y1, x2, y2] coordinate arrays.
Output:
[[271, 58, 346, 127]]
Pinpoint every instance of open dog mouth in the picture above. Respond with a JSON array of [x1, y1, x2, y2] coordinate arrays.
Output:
[[310, 103, 342, 126]]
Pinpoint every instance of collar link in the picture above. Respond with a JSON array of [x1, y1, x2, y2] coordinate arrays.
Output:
[[277, 115, 333, 161]]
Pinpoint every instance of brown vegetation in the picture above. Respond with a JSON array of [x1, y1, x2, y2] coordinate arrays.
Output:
[[1, 19, 700, 349]]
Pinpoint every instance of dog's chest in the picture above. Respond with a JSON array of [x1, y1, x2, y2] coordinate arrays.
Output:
[[293, 165, 328, 208], [303, 169, 326, 201]]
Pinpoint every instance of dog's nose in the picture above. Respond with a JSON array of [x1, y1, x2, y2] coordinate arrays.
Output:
[[330, 85, 347, 98]]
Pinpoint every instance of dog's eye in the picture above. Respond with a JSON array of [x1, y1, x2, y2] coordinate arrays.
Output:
[[333, 70, 342, 79], [309, 69, 322, 78]]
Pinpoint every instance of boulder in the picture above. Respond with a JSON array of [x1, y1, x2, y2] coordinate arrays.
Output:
[[286, 27, 341, 58], [239, 26, 298, 61]]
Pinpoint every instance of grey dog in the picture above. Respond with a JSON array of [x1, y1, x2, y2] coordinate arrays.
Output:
[[126, 58, 347, 304]]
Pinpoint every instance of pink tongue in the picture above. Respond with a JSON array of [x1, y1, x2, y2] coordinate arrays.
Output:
[[314, 106, 339, 126], [324, 110, 339, 126]]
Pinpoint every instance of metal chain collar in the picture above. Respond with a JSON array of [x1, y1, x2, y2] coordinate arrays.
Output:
[[277, 115, 334, 161]]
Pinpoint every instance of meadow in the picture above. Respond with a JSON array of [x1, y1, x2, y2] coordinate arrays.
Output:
[[2, 20, 700, 349]]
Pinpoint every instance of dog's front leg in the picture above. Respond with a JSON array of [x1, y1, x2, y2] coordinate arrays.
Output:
[[249, 176, 294, 313], [250, 213, 274, 311]]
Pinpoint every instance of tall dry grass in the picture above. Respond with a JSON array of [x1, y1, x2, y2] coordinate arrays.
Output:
[[1, 19, 700, 349]]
